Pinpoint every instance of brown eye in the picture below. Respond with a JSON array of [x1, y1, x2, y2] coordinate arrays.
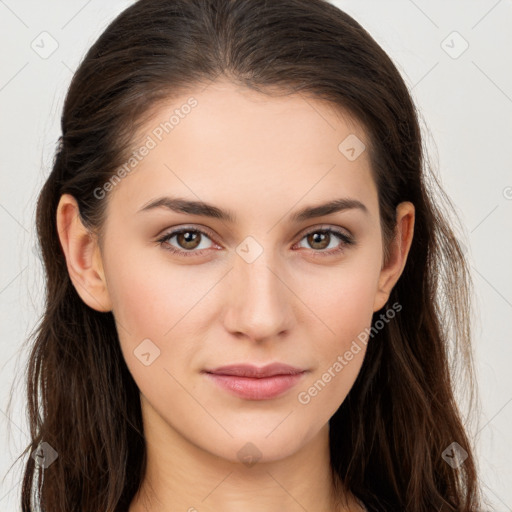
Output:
[[176, 231, 202, 250], [157, 227, 217, 257], [296, 227, 355, 256], [306, 231, 330, 250]]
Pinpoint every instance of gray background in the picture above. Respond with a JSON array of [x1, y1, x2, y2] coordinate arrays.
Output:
[[1, 1, 511, 510]]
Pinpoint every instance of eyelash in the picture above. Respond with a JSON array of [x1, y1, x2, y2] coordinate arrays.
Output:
[[156, 225, 355, 259]]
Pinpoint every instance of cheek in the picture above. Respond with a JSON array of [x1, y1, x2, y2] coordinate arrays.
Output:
[[105, 242, 210, 337], [293, 255, 380, 403], [103, 243, 225, 387], [300, 255, 381, 346], [106, 263, 203, 406]]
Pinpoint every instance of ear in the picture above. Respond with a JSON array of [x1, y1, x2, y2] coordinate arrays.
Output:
[[373, 201, 415, 312], [56, 193, 112, 312]]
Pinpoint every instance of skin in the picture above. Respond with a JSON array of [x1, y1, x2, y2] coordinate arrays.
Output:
[[56, 80, 414, 512]]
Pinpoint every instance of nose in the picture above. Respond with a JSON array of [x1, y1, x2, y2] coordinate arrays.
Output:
[[222, 249, 294, 343]]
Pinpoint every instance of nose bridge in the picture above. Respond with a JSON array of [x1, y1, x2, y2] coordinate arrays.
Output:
[[223, 240, 292, 340]]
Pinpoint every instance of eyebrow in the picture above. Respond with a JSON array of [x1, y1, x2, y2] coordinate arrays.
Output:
[[137, 196, 369, 223]]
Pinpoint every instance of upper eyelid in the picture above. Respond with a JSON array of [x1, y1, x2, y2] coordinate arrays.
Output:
[[159, 225, 218, 243], [298, 224, 352, 237]]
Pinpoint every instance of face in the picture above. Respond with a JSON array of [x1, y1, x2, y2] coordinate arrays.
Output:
[[58, 79, 414, 465]]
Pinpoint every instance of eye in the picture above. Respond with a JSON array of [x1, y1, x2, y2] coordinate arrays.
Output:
[[157, 227, 218, 257], [294, 226, 355, 256]]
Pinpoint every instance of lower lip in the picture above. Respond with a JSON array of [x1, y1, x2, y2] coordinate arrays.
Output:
[[204, 372, 307, 400]]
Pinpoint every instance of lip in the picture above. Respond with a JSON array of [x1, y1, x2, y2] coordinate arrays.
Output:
[[202, 363, 308, 400], [205, 363, 306, 378]]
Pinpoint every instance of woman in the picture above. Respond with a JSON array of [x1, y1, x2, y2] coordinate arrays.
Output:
[[16, 0, 483, 510]]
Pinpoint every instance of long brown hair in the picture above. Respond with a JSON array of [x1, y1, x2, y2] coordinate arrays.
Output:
[[9, 0, 483, 510]]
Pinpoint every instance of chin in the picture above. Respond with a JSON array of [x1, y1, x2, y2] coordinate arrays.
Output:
[[199, 424, 319, 466]]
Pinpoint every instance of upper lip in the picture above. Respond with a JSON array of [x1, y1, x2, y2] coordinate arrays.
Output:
[[204, 363, 306, 378]]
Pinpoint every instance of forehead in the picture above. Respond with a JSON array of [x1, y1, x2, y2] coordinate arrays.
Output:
[[107, 80, 377, 220]]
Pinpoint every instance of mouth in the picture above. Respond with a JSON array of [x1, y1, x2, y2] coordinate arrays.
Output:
[[202, 363, 308, 400]]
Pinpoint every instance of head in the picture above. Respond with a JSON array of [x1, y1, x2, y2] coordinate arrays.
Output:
[[17, 0, 481, 511], [57, 77, 414, 478]]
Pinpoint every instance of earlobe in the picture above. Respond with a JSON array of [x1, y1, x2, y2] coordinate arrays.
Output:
[[56, 194, 112, 312], [373, 201, 415, 312]]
